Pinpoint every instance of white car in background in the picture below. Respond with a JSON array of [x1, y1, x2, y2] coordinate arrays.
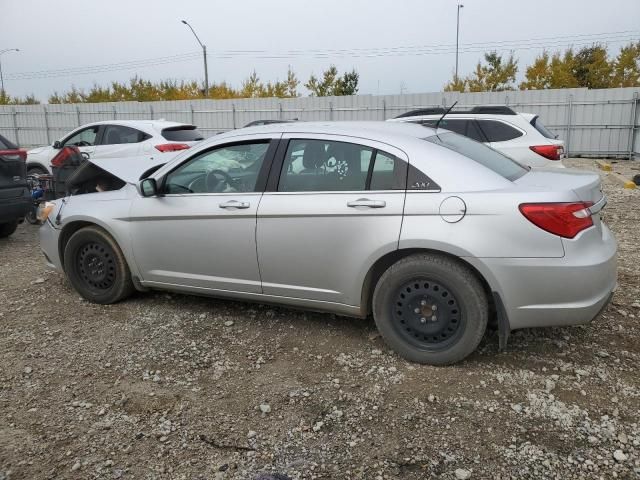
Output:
[[26, 120, 205, 175], [388, 106, 566, 168]]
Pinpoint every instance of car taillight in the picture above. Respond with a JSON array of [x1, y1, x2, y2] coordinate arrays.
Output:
[[51, 146, 81, 167], [0, 149, 26, 160], [529, 145, 563, 160], [519, 202, 594, 239], [155, 143, 190, 152], [18, 149, 27, 161]]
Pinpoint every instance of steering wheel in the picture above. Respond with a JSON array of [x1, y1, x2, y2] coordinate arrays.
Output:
[[74, 140, 92, 147], [205, 169, 235, 192]]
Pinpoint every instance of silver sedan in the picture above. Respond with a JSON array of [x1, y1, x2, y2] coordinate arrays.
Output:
[[39, 122, 617, 365]]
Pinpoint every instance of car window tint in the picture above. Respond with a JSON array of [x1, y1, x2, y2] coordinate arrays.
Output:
[[425, 132, 527, 181], [477, 120, 523, 142], [63, 126, 99, 147], [101, 125, 149, 145], [279, 139, 373, 192], [369, 151, 406, 190], [0, 136, 7, 150], [466, 120, 485, 142], [164, 141, 270, 194], [530, 117, 556, 139], [162, 127, 204, 142]]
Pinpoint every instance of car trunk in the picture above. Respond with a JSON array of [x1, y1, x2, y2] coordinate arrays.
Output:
[[0, 152, 28, 200], [514, 169, 605, 233]]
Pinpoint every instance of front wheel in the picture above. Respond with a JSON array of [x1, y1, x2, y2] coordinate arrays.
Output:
[[0, 220, 19, 238], [373, 253, 488, 365], [63, 226, 134, 304]]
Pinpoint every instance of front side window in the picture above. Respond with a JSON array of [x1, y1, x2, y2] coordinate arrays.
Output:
[[278, 139, 406, 192], [63, 126, 99, 147], [164, 141, 270, 194], [101, 125, 149, 145], [477, 120, 523, 142], [425, 132, 527, 181]]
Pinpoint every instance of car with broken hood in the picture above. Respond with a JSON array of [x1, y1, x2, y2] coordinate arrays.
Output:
[[38, 121, 617, 365]]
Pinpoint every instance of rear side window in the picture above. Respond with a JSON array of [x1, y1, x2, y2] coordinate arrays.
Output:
[[530, 116, 556, 139], [101, 125, 150, 145], [278, 139, 407, 192], [477, 120, 523, 142], [425, 132, 527, 181], [161, 126, 205, 142], [414, 119, 485, 142]]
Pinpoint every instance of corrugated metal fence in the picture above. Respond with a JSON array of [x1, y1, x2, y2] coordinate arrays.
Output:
[[1, 87, 638, 158]]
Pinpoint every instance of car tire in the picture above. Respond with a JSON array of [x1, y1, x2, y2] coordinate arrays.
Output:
[[63, 226, 134, 304], [0, 220, 19, 238], [27, 165, 48, 176], [372, 253, 488, 365]]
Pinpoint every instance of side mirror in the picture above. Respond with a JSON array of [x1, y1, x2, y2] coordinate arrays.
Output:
[[138, 178, 158, 197], [53, 140, 62, 149]]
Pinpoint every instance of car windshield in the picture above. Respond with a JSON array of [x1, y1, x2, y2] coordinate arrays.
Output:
[[424, 132, 528, 181], [161, 126, 205, 142], [530, 116, 557, 139]]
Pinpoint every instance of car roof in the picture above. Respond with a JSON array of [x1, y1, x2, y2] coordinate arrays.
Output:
[[220, 121, 439, 144], [80, 119, 194, 129]]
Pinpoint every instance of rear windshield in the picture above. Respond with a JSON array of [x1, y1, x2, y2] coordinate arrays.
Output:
[[425, 132, 528, 181], [530, 116, 556, 139], [161, 126, 205, 142], [0, 134, 17, 150]]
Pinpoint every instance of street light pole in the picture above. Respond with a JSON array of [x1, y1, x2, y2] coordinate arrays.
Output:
[[0, 48, 20, 95], [455, 3, 464, 84], [181, 20, 209, 97]]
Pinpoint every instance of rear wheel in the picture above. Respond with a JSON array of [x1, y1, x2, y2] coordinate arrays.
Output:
[[0, 220, 19, 238], [27, 165, 48, 176], [372, 253, 488, 365], [63, 226, 134, 304]]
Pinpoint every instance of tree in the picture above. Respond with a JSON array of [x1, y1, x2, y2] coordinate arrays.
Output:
[[0, 91, 40, 105], [573, 45, 612, 89], [612, 42, 640, 87], [305, 66, 359, 96], [443, 52, 518, 92]]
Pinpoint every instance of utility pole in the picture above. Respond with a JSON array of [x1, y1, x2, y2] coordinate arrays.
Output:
[[455, 2, 464, 84], [181, 20, 209, 96], [0, 48, 20, 95]]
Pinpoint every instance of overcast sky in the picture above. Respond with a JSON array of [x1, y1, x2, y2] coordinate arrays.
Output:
[[2, 0, 639, 101]]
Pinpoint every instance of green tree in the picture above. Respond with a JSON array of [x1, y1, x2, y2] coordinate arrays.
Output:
[[466, 52, 518, 92], [0, 91, 40, 105], [573, 44, 612, 89], [612, 42, 640, 87], [305, 66, 359, 96]]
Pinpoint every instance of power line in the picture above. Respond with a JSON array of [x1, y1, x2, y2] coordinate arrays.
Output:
[[6, 30, 639, 81]]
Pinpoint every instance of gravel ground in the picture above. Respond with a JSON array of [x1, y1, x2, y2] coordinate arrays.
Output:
[[1, 158, 639, 480]]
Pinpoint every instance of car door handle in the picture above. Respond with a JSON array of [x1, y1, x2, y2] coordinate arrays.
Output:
[[347, 198, 386, 208], [219, 200, 250, 209]]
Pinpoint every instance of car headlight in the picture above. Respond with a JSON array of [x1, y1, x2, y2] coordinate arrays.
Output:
[[37, 201, 57, 222]]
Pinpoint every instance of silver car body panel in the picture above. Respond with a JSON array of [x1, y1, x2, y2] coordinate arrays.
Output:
[[40, 121, 617, 329]]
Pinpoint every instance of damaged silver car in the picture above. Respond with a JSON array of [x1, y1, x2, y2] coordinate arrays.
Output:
[[39, 122, 617, 365]]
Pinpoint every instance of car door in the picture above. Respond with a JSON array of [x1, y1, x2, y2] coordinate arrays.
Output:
[[256, 134, 408, 307], [61, 125, 99, 158], [128, 134, 279, 293], [93, 124, 150, 159]]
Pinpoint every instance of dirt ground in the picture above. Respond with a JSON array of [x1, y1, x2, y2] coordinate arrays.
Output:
[[1, 158, 639, 480]]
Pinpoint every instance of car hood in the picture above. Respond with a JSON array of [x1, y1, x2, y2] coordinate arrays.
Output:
[[28, 146, 50, 155], [88, 155, 169, 183]]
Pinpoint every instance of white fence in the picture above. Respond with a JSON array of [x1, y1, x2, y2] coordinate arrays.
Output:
[[1, 87, 638, 158]]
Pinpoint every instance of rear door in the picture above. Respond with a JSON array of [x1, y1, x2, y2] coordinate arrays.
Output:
[[476, 119, 528, 159], [0, 135, 27, 200], [256, 134, 407, 306], [93, 124, 150, 159]]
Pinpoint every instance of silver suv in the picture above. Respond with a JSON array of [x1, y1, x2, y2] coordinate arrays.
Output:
[[39, 122, 616, 365]]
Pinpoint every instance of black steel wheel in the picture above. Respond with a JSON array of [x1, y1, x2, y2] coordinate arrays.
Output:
[[392, 278, 464, 351], [63, 226, 134, 304], [373, 253, 488, 365]]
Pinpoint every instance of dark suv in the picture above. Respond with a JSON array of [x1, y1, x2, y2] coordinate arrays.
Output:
[[0, 134, 30, 238]]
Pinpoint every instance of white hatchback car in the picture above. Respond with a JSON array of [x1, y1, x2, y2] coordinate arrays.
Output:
[[26, 120, 205, 175], [389, 106, 565, 168]]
